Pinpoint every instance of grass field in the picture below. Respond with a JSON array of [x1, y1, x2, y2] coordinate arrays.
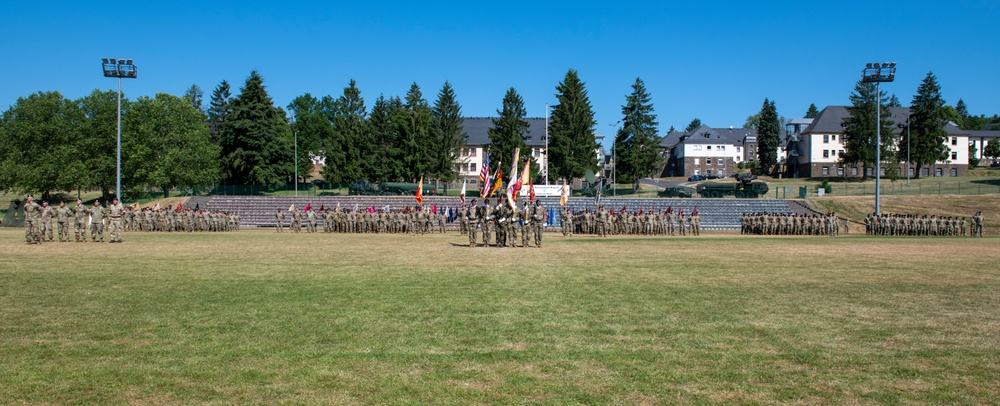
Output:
[[2, 229, 999, 404]]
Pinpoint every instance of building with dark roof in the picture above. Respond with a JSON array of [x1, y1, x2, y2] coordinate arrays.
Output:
[[659, 125, 758, 177], [786, 106, 977, 178]]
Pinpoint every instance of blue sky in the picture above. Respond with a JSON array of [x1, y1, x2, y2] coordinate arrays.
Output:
[[3, 1, 998, 149]]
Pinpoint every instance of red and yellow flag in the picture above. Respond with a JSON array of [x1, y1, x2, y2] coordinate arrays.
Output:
[[415, 176, 424, 205], [490, 168, 503, 198]]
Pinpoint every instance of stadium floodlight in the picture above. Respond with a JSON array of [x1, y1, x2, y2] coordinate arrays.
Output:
[[861, 62, 896, 217], [101, 58, 137, 202]]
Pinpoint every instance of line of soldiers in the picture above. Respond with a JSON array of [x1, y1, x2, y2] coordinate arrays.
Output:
[[458, 198, 547, 248], [740, 212, 843, 236], [558, 206, 702, 237], [20, 195, 125, 244], [864, 212, 985, 237], [275, 206, 447, 234], [124, 207, 240, 233]]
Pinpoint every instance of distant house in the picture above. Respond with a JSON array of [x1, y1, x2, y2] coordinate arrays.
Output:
[[786, 106, 982, 178], [659, 125, 757, 177]]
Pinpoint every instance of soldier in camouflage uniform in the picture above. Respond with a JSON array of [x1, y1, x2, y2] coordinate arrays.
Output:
[[467, 199, 479, 247], [22, 195, 42, 244], [532, 199, 545, 248], [108, 198, 124, 243], [56, 201, 71, 242], [88, 200, 106, 242], [40, 201, 55, 242], [73, 199, 88, 242]]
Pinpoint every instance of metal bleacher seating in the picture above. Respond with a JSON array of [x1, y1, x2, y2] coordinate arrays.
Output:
[[200, 195, 797, 230]]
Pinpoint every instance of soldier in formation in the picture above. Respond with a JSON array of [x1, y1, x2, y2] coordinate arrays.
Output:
[[558, 206, 701, 237], [740, 212, 841, 236], [124, 206, 240, 233], [864, 212, 984, 237]]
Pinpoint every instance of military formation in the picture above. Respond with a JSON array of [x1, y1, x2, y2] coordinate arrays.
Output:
[[740, 212, 843, 236], [864, 212, 985, 237], [19, 194, 240, 244], [20, 196, 126, 244], [558, 206, 702, 237], [275, 206, 447, 235], [458, 198, 547, 248]]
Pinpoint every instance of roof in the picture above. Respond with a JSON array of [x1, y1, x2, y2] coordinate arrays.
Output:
[[462, 117, 549, 147], [659, 125, 757, 148], [803, 106, 971, 136]]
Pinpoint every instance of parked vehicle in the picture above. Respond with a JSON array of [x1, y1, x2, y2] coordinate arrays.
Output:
[[696, 174, 769, 198]]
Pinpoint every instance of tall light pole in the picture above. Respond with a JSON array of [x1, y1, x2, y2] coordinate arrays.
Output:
[[294, 130, 299, 197], [861, 62, 896, 217], [101, 58, 137, 201], [544, 103, 549, 185]]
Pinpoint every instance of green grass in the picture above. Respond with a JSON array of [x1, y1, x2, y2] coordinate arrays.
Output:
[[2, 229, 999, 404]]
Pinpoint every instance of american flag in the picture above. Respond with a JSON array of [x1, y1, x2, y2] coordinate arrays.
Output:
[[479, 148, 491, 196]]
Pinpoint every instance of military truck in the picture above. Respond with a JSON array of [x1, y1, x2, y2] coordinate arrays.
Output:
[[696, 174, 769, 198], [658, 186, 695, 198]]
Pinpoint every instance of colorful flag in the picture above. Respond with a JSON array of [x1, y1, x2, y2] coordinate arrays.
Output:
[[460, 179, 467, 205], [490, 168, 503, 197], [288, 203, 295, 212], [479, 148, 491, 197], [505, 148, 520, 208], [175, 202, 183, 212], [529, 183, 536, 203], [304, 203, 311, 212], [415, 176, 424, 205], [319, 204, 325, 212], [559, 180, 568, 207]]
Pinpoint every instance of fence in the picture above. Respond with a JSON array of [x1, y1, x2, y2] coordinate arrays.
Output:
[[772, 179, 1000, 199]]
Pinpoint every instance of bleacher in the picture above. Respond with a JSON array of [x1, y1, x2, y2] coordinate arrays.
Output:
[[200, 195, 797, 230]]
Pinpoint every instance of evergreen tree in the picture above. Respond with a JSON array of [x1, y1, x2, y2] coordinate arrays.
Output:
[[667, 125, 676, 133], [887, 93, 902, 107], [904, 71, 949, 179], [183, 84, 204, 113], [841, 81, 895, 180], [487, 87, 530, 176], [327, 80, 368, 184], [805, 103, 819, 119], [613, 78, 660, 190], [287, 93, 335, 184], [755, 99, 780, 175], [206, 80, 231, 145], [369, 95, 405, 182], [955, 98, 969, 129], [392, 83, 434, 181], [685, 118, 702, 132], [123, 93, 220, 197], [430, 81, 466, 185], [548, 69, 598, 183], [217, 71, 293, 186]]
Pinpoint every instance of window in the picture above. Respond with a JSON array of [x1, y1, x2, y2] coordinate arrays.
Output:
[[837, 167, 844, 176], [840, 150, 845, 156], [935, 168, 943, 177], [455, 164, 462, 172], [952, 137, 958, 146], [706, 159, 712, 166], [923, 168, 930, 177], [470, 163, 476, 172], [694, 170, 700, 175], [831, 150, 837, 157], [851, 167, 858, 176], [832, 135, 837, 141], [720, 145, 726, 150], [718, 158, 724, 165], [707, 145, 712, 150], [694, 158, 700, 165], [951, 168, 958, 176], [951, 152, 957, 160], [471, 149, 477, 157], [823, 134, 830, 143], [908, 167, 914, 177], [823, 150, 829, 158], [694, 145, 703, 150], [534, 148, 541, 157], [821, 167, 829, 175]]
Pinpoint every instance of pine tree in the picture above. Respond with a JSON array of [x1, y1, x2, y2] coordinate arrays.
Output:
[[393, 83, 434, 181], [206, 80, 232, 145], [369, 95, 404, 182], [183, 84, 204, 113], [613, 78, 660, 190], [487, 87, 530, 176], [548, 69, 598, 183], [841, 81, 895, 180], [217, 71, 293, 186], [887, 93, 902, 107], [955, 98, 969, 129], [328, 80, 368, 184], [805, 103, 819, 119], [756, 99, 781, 175], [904, 71, 949, 179], [685, 118, 702, 132], [430, 81, 466, 185]]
